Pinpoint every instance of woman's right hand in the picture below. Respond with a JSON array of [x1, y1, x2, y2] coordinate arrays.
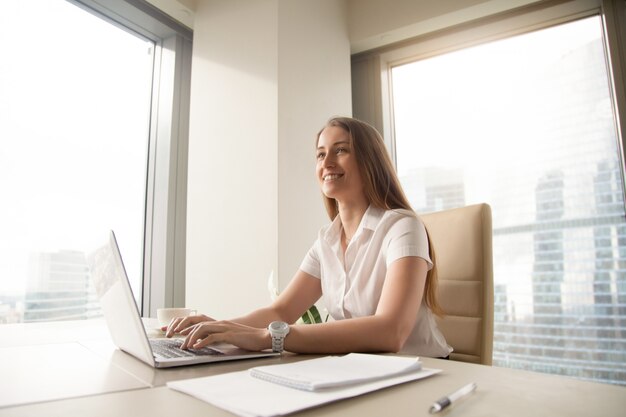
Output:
[[163, 314, 214, 338]]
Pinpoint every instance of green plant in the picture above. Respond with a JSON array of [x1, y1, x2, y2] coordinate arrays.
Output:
[[301, 305, 323, 324]]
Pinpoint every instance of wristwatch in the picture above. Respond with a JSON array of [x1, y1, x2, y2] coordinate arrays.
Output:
[[268, 321, 290, 353]]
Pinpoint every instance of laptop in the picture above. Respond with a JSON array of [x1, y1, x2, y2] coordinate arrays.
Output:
[[87, 230, 279, 368]]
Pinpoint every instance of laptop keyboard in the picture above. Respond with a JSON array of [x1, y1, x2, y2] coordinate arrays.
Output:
[[150, 338, 223, 359]]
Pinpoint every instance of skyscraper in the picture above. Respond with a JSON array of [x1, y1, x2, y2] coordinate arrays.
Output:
[[23, 250, 101, 322]]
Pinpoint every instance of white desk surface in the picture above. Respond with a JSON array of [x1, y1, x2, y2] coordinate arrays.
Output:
[[1, 320, 625, 417]]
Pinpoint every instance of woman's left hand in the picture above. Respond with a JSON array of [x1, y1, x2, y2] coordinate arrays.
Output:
[[178, 320, 271, 352]]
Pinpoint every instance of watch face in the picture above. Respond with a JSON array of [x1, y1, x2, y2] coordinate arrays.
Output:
[[269, 321, 289, 335]]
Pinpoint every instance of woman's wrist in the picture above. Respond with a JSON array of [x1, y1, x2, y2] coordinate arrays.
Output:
[[267, 321, 291, 352], [265, 328, 272, 350]]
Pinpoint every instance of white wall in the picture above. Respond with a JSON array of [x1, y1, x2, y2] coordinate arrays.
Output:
[[186, 0, 351, 318], [277, 0, 351, 299], [185, 0, 542, 316]]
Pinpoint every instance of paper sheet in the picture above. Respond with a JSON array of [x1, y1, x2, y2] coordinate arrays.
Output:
[[249, 353, 423, 391], [167, 364, 440, 417]]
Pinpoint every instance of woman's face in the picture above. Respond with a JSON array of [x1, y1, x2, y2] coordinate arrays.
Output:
[[316, 126, 365, 203]]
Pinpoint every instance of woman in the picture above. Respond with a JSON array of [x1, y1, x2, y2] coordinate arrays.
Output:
[[165, 117, 451, 358]]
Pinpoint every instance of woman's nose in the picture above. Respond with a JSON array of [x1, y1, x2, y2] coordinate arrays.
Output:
[[321, 154, 335, 168]]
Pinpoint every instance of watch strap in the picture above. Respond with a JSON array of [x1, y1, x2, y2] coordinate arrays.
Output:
[[271, 334, 285, 353]]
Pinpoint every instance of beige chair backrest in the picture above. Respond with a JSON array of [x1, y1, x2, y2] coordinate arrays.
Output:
[[421, 203, 494, 365]]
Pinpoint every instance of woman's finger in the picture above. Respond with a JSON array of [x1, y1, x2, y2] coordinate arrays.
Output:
[[180, 321, 229, 349], [178, 321, 269, 352], [165, 314, 210, 337], [172, 316, 196, 334], [181, 323, 207, 349], [191, 333, 220, 349], [164, 317, 185, 337]]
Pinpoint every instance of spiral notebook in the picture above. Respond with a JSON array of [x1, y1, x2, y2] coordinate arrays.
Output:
[[249, 353, 423, 391]]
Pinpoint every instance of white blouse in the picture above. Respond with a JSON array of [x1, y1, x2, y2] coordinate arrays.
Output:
[[299, 205, 452, 358]]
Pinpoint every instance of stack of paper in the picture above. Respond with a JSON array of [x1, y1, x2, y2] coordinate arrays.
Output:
[[249, 353, 422, 391], [167, 354, 440, 417]]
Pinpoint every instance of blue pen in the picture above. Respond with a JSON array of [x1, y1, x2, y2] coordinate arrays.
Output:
[[429, 382, 477, 413]]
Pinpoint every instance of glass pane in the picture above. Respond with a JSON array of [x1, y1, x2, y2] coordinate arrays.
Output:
[[392, 16, 626, 385], [0, 0, 153, 323]]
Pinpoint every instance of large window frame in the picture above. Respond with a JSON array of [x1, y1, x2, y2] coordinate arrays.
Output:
[[69, 0, 192, 317], [351, 0, 626, 380], [352, 0, 626, 185]]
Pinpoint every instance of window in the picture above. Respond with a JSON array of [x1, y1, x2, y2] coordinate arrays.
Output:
[[0, 0, 191, 323], [389, 15, 625, 385], [352, 0, 626, 385]]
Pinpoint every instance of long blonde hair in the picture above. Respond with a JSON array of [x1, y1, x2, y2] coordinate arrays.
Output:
[[316, 117, 443, 316]]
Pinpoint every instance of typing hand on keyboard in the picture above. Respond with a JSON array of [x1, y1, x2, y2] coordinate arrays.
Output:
[[151, 338, 223, 359]]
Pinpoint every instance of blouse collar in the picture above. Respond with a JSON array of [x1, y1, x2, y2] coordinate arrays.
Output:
[[323, 205, 386, 244]]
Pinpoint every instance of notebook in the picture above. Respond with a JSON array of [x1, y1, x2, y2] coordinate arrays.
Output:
[[87, 230, 279, 368], [248, 353, 423, 391]]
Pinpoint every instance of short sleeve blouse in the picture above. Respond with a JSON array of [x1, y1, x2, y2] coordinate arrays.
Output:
[[299, 205, 451, 358]]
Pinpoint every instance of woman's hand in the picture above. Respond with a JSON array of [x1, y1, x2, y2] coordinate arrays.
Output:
[[179, 320, 271, 352], [163, 314, 214, 337]]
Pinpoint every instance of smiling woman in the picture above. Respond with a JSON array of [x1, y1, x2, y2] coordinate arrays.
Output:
[[163, 117, 450, 359], [0, 0, 191, 324]]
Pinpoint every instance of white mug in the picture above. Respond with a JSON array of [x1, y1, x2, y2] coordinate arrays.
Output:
[[157, 307, 197, 327]]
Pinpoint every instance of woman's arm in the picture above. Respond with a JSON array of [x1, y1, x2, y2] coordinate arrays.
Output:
[[177, 256, 428, 353], [282, 256, 427, 353], [165, 269, 321, 339]]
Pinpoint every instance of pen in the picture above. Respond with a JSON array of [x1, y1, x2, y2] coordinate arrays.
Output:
[[429, 382, 477, 414]]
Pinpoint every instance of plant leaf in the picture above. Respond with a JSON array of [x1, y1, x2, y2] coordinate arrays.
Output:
[[301, 305, 322, 324]]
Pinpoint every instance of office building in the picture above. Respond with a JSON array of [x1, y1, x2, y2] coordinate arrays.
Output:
[[23, 250, 101, 322]]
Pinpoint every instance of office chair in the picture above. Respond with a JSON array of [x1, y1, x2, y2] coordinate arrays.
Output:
[[421, 203, 494, 365]]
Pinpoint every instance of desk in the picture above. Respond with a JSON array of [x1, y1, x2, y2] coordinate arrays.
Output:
[[1, 320, 625, 417]]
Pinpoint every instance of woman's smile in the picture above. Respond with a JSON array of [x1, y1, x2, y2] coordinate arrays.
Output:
[[323, 173, 344, 182]]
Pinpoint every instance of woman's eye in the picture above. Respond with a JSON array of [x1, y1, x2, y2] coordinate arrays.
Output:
[[336, 147, 347, 154], [316, 152, 325, 160]]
